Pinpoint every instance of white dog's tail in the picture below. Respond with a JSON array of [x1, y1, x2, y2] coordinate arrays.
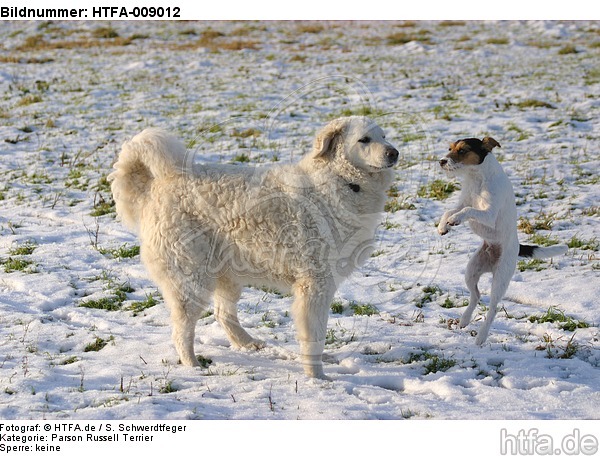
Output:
[[518, 243, 568, 259], [109, 128, 187, 231]]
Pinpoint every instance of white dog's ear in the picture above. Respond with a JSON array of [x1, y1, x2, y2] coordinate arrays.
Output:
[[482, 137, 501, 152], [312, 119, 346, 160]]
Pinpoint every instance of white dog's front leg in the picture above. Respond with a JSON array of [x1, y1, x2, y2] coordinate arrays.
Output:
[[298, 339, 328, 379], [291, 278, 333, 380], [448, 207, 498, 230], [438, 208, 461, 235]]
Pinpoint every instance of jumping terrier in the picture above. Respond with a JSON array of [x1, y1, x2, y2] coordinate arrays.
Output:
[[438, 137, 567, 345]]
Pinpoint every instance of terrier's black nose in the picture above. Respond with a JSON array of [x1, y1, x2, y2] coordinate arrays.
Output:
[[439, 158, 448, 167], [386, 147, 399, 163]]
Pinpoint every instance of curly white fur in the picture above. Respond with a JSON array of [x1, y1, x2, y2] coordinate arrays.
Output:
[[109, 116, 398, 379]]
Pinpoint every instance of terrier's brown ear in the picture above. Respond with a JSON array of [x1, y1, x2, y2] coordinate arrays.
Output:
[[482, 137, 501, 152]]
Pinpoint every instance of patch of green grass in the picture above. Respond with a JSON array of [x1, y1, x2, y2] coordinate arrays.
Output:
[[378, 214, 401, 230], [407, 351, 457, 374], [423, 355, 457, 374], [486, 37, 509, 45], [507, 123, 532, 141], [536, 333, 580, 359], [517, 258, 547, 272], [196, 355, 213, 368], [529, 307, 590, 331], [416, 285, 442, 308], [79, 295, 124, 311], [126, 294, 158, 316], [417, 179, 458, 200], [330, 300, 344, 314], [84, 336, 112, 352], [385, 198, 416, 212], [79, 283, 134, 311], [60, 356, 79, 365], [231, 128, 261, 138], [439, 296, 467, 309], [527, 233, 561, 247], [16, 94, 43, 107], [584, 68, 600, 85], [8, 241, 36, 256], [439, 20, 466, 27], [386, 30, 432, 45], [65, 168, 88, 190], [296, 24, 325, 34], [231, 153, 250, 163], [515, 99, 556, 109], [159, 380, 178, 394], [92, 26, 119, 39], [567, 236, 599, 251], [99, 244, 140, 259], [518, 212, 557, 234], [2, 257, 36, 273], [94, 175, 112, 193], [329, 105, 388, 119], [558, 44, 578, 55], [90, 195, 115, 217], [349, 301, 379, 316]]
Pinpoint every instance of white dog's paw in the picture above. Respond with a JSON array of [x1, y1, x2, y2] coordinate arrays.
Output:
[[231, 336, 266, 351], [475, 332, 487, 346], [242, 338, 266, 351], [447, 214, 462, 226], [305, 365, 332, 381], [458, 315, 470, 328], [437, 223, 449, 236], [322, 353, 338, 364]]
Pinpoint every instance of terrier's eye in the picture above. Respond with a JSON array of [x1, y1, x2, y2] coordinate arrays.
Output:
[[458, 149, 467, 155], [358, 136, 371, 144]]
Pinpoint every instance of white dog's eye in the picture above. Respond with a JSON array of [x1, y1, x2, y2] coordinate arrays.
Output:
[[358, 136, 371, 144]]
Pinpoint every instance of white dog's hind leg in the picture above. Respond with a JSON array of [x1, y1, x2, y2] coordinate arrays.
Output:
[[154, 267, 211, 367], [214, 277, 265, 350], [474, 253, 514, 345], [171, 308, 203, 366], [291, 278, 334, 380], [459, 245, 491, 329], [474, 281, 503, 346]]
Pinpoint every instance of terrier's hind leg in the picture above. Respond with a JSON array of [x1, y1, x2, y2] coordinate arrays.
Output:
[[460, 245, 492, 329], [475, 254, 515, 345]]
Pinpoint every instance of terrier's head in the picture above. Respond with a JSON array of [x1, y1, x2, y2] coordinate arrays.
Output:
[[439, 137, 501, 174]]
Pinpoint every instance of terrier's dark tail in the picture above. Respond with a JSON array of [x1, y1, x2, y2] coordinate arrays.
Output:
[[519, 244, 568, 259]]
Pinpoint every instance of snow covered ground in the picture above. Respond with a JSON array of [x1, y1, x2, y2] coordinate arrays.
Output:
[[0, 20, 598, 420]]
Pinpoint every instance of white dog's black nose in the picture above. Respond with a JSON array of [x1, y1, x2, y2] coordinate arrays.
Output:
[[386, 147, 399, 165]]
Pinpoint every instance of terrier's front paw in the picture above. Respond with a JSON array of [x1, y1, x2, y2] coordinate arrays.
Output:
[[447, 214, 462, 226]]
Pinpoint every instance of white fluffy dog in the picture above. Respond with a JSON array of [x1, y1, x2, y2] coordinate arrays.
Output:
[[438, 137, 567, 345], [110, 116, 398, 379]]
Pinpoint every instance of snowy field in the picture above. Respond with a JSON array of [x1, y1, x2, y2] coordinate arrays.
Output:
[[0, 20, 599, 420]]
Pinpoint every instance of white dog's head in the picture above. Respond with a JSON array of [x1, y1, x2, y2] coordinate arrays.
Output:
[[439, 137, 501, 175], [311, 116, 399, 172]]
